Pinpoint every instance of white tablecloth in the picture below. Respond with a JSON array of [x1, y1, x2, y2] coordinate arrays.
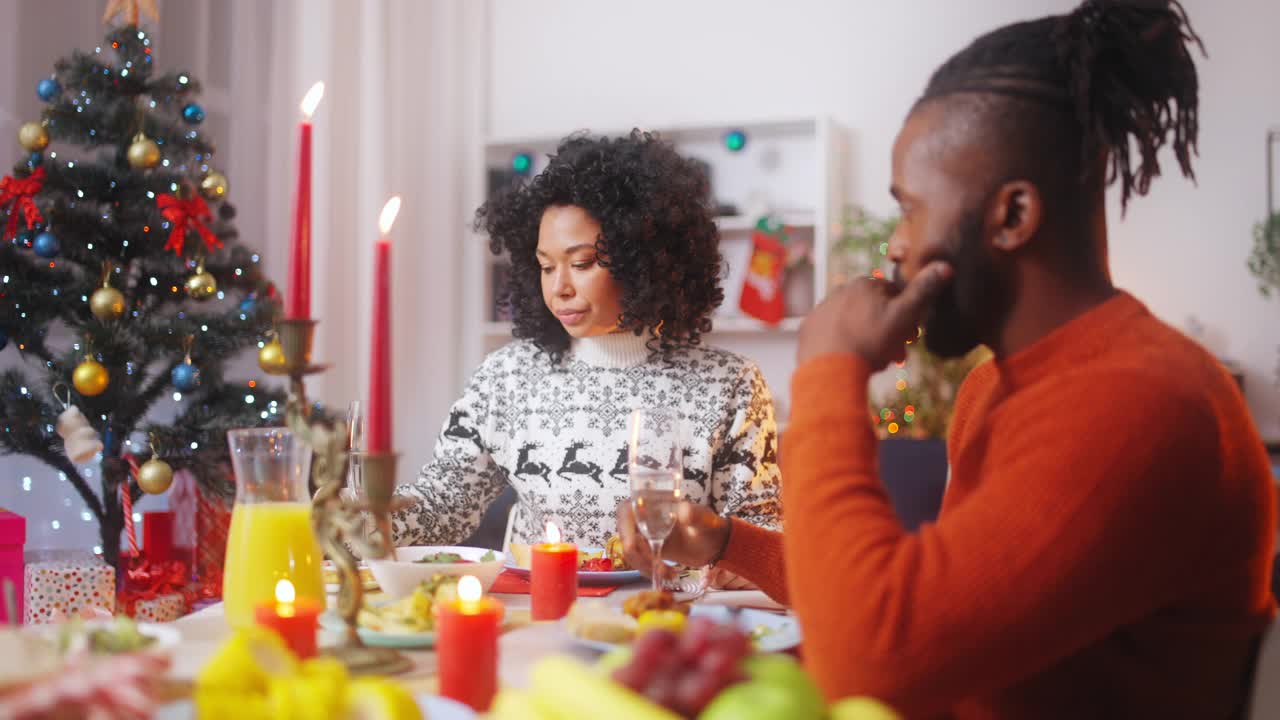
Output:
[[168, 583, 785, 691]]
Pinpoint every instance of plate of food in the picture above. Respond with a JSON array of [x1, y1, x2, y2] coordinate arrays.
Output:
[[565, 590, 801, 654], [367, 545, 506, 598], [321, 573, 460, 648], [322, 572, 519, 649], [36, 615, 181, 657], [505, 536, 644, 586], [322, 561, 378, 594]]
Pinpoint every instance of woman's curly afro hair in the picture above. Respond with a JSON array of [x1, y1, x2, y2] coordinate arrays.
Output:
[[476, 130, 725, 362]]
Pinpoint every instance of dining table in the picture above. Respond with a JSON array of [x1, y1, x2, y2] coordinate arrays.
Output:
[[157, 579, 789, 716]]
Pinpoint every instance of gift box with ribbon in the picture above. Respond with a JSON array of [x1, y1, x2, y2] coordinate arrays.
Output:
[[0, 508, 25, 624], [117, 510, 194, 623], [23, 550, 115, 624]]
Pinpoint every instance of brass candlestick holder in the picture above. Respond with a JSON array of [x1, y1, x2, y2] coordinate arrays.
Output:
[[268, 317, 412, 676]]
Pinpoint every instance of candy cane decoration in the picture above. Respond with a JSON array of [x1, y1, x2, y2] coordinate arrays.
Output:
[[122, 455, 141, 556]]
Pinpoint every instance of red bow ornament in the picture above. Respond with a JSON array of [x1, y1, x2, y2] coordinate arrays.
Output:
[[0, 167, 46, 242], [156, 193, 222, 256]]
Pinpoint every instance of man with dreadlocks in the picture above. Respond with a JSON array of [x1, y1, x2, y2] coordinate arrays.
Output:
[[614, 0, 1276, 716]]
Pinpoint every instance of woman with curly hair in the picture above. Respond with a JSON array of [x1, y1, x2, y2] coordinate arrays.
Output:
[[391, 130, 782, 553]]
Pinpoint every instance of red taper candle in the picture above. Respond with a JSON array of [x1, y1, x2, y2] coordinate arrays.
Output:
[[366, 197, 401, 453], [286, 82, 324, 319], [531, 521, 578, 621]]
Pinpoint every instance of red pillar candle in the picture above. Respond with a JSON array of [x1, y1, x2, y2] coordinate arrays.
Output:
[[531, 522, 578, 621], [285, 82, 324, 319], [366, 197, 400, 453], [254, 579, 320, 659], [437, 575, 504, 712], [142, 511, 174, 563]]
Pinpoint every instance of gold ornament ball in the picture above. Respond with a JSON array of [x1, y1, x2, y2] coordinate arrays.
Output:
[[18, 122, 49, 152], [72, 359, 110, 397], [90, 286, 125, 321], [137, 457, 174, 494], [258, 339, 287, 374], [200, 171, 229, 201], [127, 137, 161, 169], [185, 270, 217, 300]]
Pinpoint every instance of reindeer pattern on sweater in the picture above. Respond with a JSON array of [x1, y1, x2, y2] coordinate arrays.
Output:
[[391, 337, 782, 548]]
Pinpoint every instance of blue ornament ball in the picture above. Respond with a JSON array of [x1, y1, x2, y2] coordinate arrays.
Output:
[[27, 152, 42, 167], [0, 328, 7, 352], [723, 129, 747, 153], [238, 297, 256, 314], [511, 152, 533, 176], [32, 231, 59, 258], [171, 363, 200, 391], [36, 78, 60, 102], [182, 103, 206, 125]]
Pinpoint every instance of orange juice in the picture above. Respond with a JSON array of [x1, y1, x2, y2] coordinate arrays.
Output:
[[222, 501, 325, 629]]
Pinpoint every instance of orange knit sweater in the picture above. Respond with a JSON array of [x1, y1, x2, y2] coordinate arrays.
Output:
[[726, 292, 1276, 718]]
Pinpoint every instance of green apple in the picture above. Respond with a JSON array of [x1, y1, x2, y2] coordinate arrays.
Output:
[[699, 681, 805, 720], [830, 696, 901, 720], [595, 646, 633, 675], [742, 654, 826, 719]]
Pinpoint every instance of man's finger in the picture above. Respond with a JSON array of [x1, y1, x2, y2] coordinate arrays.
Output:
[[886, 261, 952, 328]]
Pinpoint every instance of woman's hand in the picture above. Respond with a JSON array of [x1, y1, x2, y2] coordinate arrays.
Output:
[[615, 500, 732, 580]]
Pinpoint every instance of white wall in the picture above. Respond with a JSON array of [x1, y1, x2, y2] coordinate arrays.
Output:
[[488, 0, 1280, 440]]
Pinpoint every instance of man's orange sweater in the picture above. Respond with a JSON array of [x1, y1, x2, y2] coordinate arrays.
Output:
[[723, 292, 1276, 718]]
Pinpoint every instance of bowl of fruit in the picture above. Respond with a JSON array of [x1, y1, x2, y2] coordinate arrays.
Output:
[[491, 617, 894, 720], [367, 545, 506, 599]]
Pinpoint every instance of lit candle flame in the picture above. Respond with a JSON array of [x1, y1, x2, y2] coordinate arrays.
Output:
[[275, 578, 296, 604], [545, 521, 562, 544], [378, 196, 402, 235], [300, 82, 325, 119], [458, 575, 482, 603]]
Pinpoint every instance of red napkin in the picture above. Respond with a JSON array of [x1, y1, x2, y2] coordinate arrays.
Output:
[[489, 569, 620, 597]]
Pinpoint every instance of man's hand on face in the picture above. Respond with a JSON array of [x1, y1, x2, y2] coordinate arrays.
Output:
[[797, 261, 953, 371]]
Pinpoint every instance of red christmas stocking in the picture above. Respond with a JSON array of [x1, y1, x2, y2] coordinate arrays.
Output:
[[739, 230, 787, 324]]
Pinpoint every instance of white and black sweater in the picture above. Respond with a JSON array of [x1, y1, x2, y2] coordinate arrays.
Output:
[[391, 332, 783, 548]]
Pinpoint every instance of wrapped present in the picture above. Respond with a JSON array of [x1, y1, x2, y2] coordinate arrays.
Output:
[[195, 478, 233, 601], [0, 508, 25, 624], [142, 510, 175, 563], [170, 469, 198, 571], [23, 550, 115, 624], [118, 550, 193, 623], [127, 591, 187, 623]]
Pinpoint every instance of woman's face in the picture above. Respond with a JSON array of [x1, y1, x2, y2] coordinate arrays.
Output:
[[536, 205, 625, 338]]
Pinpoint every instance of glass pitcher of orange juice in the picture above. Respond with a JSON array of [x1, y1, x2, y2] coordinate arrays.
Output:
[[222, 427, 325, 628]]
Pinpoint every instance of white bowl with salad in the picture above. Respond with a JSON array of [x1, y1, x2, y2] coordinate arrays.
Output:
[[367, 545, 505, 599]]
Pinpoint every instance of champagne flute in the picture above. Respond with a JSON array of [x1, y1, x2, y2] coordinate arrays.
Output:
[[628, 408, 683, 592], [345, 400, 364, 503]]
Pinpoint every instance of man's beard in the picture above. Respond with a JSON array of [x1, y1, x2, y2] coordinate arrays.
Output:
[[894, 210, 1012, 359]]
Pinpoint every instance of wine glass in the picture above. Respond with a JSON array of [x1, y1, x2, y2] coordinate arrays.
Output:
[[344, 400, 364, 503], [628, 408, 683, 592]]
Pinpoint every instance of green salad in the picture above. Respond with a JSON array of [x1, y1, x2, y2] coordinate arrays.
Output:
[[412, 550, 497, 564]]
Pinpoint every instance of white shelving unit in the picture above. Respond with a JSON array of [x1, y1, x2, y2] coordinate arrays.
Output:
[[464, 117, 847, 424]]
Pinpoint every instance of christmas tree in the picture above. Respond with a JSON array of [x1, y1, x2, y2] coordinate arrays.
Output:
[[0, 3, 285, 572]]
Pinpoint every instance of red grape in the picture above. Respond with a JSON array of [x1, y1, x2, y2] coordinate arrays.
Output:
[[672, 670, 730, 716], [678, 617, 716, 659], [612, 619, 755, 718]]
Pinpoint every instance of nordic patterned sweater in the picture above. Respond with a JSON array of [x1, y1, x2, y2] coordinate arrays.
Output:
[[390, 331, 783, 548]]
